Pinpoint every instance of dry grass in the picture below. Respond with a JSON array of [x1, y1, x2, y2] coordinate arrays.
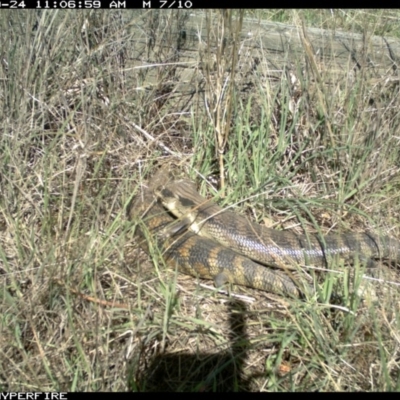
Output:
[[1, 10, 400, 392]]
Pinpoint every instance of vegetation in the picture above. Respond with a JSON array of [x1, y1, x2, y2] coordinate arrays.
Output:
[[0, 9, 399, 391]]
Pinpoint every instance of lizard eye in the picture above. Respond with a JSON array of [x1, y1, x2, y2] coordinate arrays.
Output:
[[160, 188, 174, 198]]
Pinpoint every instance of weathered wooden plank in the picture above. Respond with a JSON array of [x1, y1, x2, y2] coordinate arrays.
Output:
[[127, 11, 399, 86], [122, 10, 400, 123]]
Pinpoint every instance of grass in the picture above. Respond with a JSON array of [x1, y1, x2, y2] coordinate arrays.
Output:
[[0, 9, 400, 392]]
